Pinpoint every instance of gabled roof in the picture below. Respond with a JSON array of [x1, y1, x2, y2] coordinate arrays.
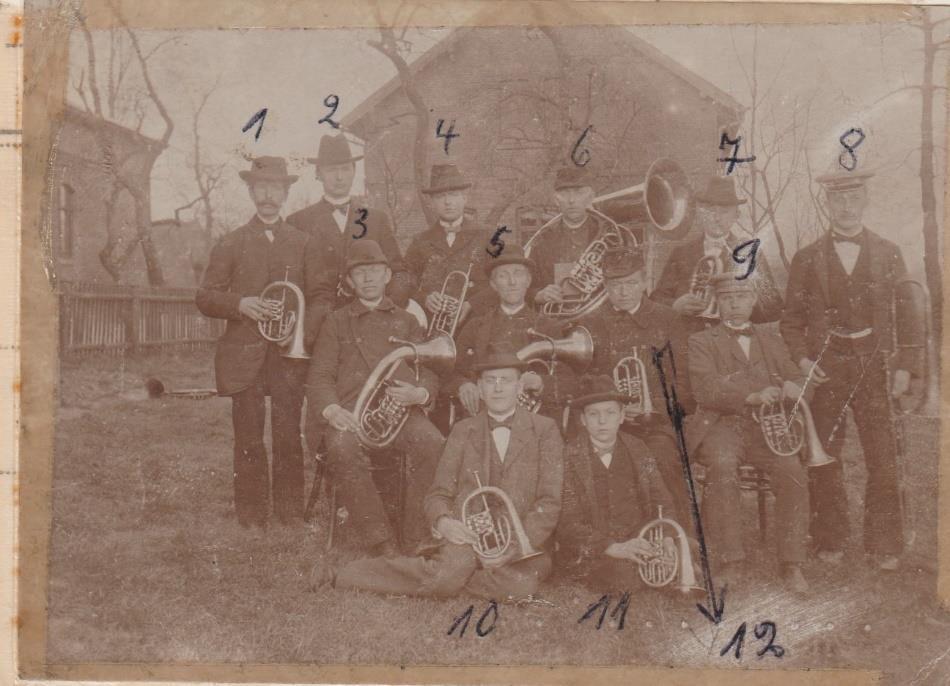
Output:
[[343, 26, 743, 132]]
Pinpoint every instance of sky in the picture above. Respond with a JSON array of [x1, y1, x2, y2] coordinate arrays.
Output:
[[67, 16, 948, 277]]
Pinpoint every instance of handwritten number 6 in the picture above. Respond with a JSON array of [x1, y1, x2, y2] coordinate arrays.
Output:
[[319, 95, 340, 129], [352, 208, 368, 239], [571, 125, 593, 167], [732, 239, 760, 281]]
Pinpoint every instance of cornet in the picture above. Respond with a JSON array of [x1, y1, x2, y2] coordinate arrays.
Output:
[[635, 506, 701, 593], [613, 348, 654, 416], [258, 267, 310, 359], [461, 471, 542, 564], [690, 254, 721, 320], [427, 264, 472, 338], [754, 396, 835, 468], [515, 327, 594, 412]]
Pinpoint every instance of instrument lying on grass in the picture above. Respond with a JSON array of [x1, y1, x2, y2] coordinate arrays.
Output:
[[515, 327, 594, 412], [754, 397, 834, 468], [635, 506, 701, 593], [427, 264, 473, 338], [462, 471, 541, 564], [144, 378, 217, 400], [613, 348, 654, 416], [258, 267, 310, 359]]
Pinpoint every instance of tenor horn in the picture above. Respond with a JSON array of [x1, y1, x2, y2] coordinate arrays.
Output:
[[754, 396, 835, 467], [462, 471, 542, 564], [690, 254, 722, 319], [353, 335, 456, 450], [427, 264, 473, 338], [515, 327, 594, 411], [613, 348, 653, 416], [635, 506, 701, 593], [258, 267, 310, 359]]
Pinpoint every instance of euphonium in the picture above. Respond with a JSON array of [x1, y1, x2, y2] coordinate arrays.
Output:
[[635, 506, 701, 593], [427, 264, 473, 338], [613, 348, 653, 415], [515, 327, 594, 412], [690, 254, 722, 320], [353, 335, 456, 449], [461, 471, 541, 563], [258, 268, 310, 359], [754, 396, 834, 467]]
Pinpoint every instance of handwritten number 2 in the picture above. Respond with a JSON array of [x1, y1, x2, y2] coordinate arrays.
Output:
[[242, 108, 268, 141], [486, 226, 511, 258], [754, 621, 785, 658], [352, 208, 368, 239], [732, 239, 760, 280], [838, 128, 865, 171], [571, 125, 593, 167], [319, 95, 340, 129]]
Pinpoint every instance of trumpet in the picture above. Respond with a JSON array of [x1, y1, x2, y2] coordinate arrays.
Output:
[[613, 348, 653, 416], [690, 254, 721, 320], [353, 335, 456, 449], [461, 471, 542, 564], [754, 396, 835, 468], [515, 327, 594, 412], [427, 264, 473, 338], [258, 268, 310, 359], [635, 506, 701, 593]]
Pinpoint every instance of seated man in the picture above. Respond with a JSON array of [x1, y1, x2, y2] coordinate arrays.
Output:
[[449, 245, 574, 431], [556, 375, 679, 591], [687, 273, 810, 593], [311, 342, 564, 600], [306, 240, 445, 557]]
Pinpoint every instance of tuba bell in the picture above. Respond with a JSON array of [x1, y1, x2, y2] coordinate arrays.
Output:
[[635, 506, 701, 593], [613, 348, 654, 416], [461, 471, 542, 564], [258, 267, 310, 359], [427, 264, 473, 339], [523, 158, 691, 321], [690, 254, 722, 320], [353, 335, 456, 450], [515, 326, 594, 412], [754, 396, 834, 467]]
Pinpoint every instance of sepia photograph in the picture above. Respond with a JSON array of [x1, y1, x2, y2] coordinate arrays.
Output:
[[17, 1, 950, 684]]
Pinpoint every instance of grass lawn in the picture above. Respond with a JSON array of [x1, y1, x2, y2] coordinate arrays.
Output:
[[46, 350, 950, 682]]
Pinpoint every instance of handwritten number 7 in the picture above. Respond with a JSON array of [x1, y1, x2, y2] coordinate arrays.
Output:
[[319, 95, 340, 129], [352, 208, 368, 239], [242, 108, 268, 141], [732, 239, 760, 280]]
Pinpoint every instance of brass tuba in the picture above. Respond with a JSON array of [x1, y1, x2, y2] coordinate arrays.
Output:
[[635, 506, 701, 593], [754, 397, 835, 468], [258, 268, 310, 359], [427, 264, 473, 338], [690, 254, 722, 319], [462, 471, 542, 564], [353, 335, 456, 450], [524, 159, 691, 321], [613, 348, 654, 416], [515, 327, 594, 412]]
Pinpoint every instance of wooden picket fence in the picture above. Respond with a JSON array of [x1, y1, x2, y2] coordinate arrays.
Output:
[[58, 282, 225, 356]]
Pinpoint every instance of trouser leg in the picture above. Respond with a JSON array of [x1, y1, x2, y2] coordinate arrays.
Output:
[[335, 543, 478, 597], [464, 553, 552, 601], [231, 380, 269, 527], [393, 411, 445, 547], [325, 428, 393, 549], [695, 418, 745, 566], [268, 353, 307, 522]]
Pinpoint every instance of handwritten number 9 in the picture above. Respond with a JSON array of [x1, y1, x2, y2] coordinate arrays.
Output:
[[319, 95, 340, 129], [732, 239, 760, 281], [571, 125, 593, 167], [838, 128, 865, 171], [352, 208, 368, 239]]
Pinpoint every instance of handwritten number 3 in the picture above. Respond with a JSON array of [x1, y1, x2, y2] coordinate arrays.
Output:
[[319, 95, 341, 129], [352, 209, 368, 239]]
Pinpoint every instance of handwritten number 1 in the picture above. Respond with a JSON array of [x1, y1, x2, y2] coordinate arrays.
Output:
[[242, 108, 268, 141], [352, 208, 368, 239], [732, 239, 760, 280], [319, 95, 340, 129]]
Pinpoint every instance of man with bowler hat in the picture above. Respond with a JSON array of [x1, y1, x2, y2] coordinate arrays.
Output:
[[197, 156, 324, 528], [653, 176, 783, 336], [287, 134, 412, 315]]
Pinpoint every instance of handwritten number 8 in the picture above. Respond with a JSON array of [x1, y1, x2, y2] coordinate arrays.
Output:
[[838, 128, 865, 171], [319, 95, 340, 129]]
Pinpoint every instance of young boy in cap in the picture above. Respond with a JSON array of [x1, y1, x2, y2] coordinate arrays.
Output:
[[780, 168, 921, 571], [306, 239, 445, 557], [688, 272, 810, 593], [556, 375, 677, 590], [196, 156, 325, 528], [311, 342, 564, 600], [653, 176, 783, 336]]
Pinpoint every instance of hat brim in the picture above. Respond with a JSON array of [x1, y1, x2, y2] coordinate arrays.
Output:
[[307, 156, 364, 166], [554, 182, 593, 192], [472, 357, 530, 373], [569, 391, 629, 408], [345, 257, 390, 272], [239, 171, 299, 184], [421, 182, 472, 195], [484, 255, 536, 277]]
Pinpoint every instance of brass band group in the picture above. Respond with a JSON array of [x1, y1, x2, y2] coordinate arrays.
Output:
[[196, 133, 926, 600]]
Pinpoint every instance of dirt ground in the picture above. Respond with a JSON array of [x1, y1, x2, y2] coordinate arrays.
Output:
[[44, 349, 950, 683]]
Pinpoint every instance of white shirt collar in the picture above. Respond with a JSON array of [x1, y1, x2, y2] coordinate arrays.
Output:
[[325, 194, 351, 207], [499, 302, 525, 316], [487, 408, 517, 424], [359, 296, 384, 310], [439, 217, 464, 231], [590, 436, 616, 454], [256, 214, 281, 225], [562, 215, 588, 230]]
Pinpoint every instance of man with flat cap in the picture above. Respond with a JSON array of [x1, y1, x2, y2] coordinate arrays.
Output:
[[310, 342, 564, 600], [197, 156, 324, 528], [288, 134, 412, 315], [404, 164, 495, 327], [653, 176, 783, 336], [688, 272, 810, 593], [448, 244, 575, 432], [578, 247, 693, 527], [556, 374, 678, 591], [305, 239, 445, 557], [781, 168, 922, 572]]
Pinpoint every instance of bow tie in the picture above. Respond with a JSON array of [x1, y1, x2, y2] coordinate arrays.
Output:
[[329, 202, 349, 213], [832, 232, 862, 245], [725, 324, 753, 337], [488, 416, 513, 431]]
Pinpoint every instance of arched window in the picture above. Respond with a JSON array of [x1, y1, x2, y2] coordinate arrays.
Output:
[[58, 181, 75, 258]]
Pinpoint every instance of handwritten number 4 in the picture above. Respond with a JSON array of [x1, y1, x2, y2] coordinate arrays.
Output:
[[436, 119, 459, 155]]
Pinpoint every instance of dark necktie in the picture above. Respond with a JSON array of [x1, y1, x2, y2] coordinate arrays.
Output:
[[725, 324, 753, 337], [488, 416, 513, 430], [832, 232, 862, 245], [329, 201, 349, 213]]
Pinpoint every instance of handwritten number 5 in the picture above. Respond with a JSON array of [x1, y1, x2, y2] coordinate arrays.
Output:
[[319, 95, 340, 129], [352, 208, 368, 239], [733, 239, 760, 281], [572, 125, 593, 167], [486, 226, 511, 258]]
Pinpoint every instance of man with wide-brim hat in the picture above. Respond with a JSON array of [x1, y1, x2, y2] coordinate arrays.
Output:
[[556, 374, 679, 590], [653, 175, 783, 336], [196, 156, 324, 529], [288, 134, 412, 314], [687, 270, 811, 593], [404, 163, 497, 329], [305, 238, 445, 559], [577, 246, 693, 527], [311, 340, 564, 600], [780, 165, 921, 572]]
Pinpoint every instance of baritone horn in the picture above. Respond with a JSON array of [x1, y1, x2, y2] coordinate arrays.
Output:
[[427, 264, 473, 338], [353, 335, 456, 450], [258, 267, 310, 359], [462, 471, 542, 564], [754, 396, 835, 467], [613, 348, 653, 416], [636, 506, 701, 593], [690, 254, 722, 319], [515, 326, 594, 411]]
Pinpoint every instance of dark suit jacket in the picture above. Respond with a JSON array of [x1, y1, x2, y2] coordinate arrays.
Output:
[[195, 216, 325, 395], [652, 232, 783, 324], [556, 432, 673, 564], [686, 323, 808, 454], [287, 198, 413, 309], [780, 228, 922, 376], [425, 408, 564, 551]]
